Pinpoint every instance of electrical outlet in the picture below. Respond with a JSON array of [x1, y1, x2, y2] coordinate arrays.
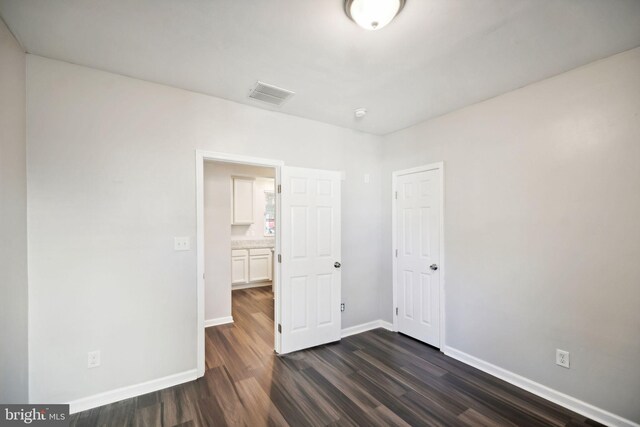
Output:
[[556, 349, 570, 369], [340, 303, 345, 312], [174, 236, 190, 251], [88, 350, 101, 368]]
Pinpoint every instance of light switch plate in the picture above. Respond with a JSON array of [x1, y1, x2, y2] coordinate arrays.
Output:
[[174, 237, 190, 251]]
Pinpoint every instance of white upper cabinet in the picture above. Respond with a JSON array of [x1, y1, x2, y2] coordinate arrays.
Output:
[[232, 177, 254, 225]]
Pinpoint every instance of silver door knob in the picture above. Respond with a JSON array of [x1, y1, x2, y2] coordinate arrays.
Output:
[[430, 264, 438, 271], [334, 262, 341, 269]]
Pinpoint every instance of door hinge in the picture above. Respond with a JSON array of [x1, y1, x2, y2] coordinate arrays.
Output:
[[396, 307, 398, 316], [395, 249, 398, 258], [278, 323, 282, 333], [277, 254, 282, 263], [277, 184, 281, 194], [395, 191, 398, 199]]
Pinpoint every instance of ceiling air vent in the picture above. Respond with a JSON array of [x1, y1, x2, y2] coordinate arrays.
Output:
[[248, 81, 294, 106]]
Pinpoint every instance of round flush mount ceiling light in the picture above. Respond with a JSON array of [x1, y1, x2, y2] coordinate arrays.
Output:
[[345, 0, 406, 31]]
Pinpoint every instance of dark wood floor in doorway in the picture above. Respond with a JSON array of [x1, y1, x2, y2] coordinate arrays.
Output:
[[70, 287, 602, 426]]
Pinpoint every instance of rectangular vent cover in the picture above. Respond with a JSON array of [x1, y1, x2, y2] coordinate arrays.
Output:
[[249, 81, 294, 106]]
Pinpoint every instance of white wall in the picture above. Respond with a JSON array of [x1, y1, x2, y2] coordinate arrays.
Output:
[[204, 162, 274, 322], [26, 54, 383, 403], [381, 47, 640, 422], [0, 18, 28, 403], [231, 175, 275, 241]]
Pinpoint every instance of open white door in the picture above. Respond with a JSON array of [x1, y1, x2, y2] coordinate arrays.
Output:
[[279, 166, 341, 354]]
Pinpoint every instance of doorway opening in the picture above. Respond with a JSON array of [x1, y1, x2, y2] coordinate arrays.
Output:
[[195, 151, 283, 377]]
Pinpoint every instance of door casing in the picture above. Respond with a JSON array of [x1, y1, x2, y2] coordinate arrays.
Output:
[[391, 162, 446, 349]]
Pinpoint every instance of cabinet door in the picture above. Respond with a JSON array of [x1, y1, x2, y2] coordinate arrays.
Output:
[[249, 253, 271, 282], [231, 251, 249, 284], [232, 178, 254, 224]]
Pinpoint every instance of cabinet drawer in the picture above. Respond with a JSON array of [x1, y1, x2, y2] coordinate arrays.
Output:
[[231, 249, 248, 257], [249, 248, 272, 256]]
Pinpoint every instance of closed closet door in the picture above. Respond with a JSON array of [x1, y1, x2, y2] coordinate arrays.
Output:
[[396, 167, 442, 348]]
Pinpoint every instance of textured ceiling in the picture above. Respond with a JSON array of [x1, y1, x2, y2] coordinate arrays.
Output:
[[1, 0, 640, 135]]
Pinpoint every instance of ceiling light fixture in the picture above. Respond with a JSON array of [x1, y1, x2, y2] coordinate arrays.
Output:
[[345, 0, 406, 31]]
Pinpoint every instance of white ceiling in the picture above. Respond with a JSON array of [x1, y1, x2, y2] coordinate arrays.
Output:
[[1, 0, 640, 135]]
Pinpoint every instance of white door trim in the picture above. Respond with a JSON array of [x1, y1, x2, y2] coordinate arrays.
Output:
[[391, 162, 445, 349], [195, 150, 284, 377]]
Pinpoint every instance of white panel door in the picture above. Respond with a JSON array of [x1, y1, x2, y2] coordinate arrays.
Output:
[[396, 168, 441, 347], [280, 166, 341, 354]]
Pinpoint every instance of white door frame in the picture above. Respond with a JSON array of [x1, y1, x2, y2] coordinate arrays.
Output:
[[195, 150, 284, 377], [391, 162, 445, 349]]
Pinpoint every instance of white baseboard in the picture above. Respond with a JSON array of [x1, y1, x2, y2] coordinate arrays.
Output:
[[67, 320, 388, 414], [232, 281, 272, 290], [341, 319, 394, 338], [68, 369, 197, 414], [204, 316, 234, 328], [443, 346, 638, 427], [379, 320, 394, 331]]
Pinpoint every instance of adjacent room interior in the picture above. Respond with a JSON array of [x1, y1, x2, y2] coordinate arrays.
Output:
[[1, 1, 639, 426], [203, 160, 278, 367]]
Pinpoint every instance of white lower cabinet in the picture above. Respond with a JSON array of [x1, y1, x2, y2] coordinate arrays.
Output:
[[249, 248, 272, 282], [231, 248, 273, 285], [231, 249, 249, 284]]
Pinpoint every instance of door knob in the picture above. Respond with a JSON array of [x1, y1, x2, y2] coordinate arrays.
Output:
[[334, 262, 341, 269], [430, 264, 438, 271]]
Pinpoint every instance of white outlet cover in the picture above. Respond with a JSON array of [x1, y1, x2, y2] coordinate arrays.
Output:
[[174, 236, 190, 251], [556, 349, 570, 368], [88, 350, 101, 368]]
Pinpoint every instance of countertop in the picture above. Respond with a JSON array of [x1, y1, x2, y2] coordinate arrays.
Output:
[[231, 239, 275, 250]]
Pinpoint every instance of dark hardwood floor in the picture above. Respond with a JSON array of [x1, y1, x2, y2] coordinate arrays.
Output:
[[71, 286, 602, 426]]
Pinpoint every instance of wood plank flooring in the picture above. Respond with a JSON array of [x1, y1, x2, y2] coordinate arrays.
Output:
[[70, 287, 603, 426]]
